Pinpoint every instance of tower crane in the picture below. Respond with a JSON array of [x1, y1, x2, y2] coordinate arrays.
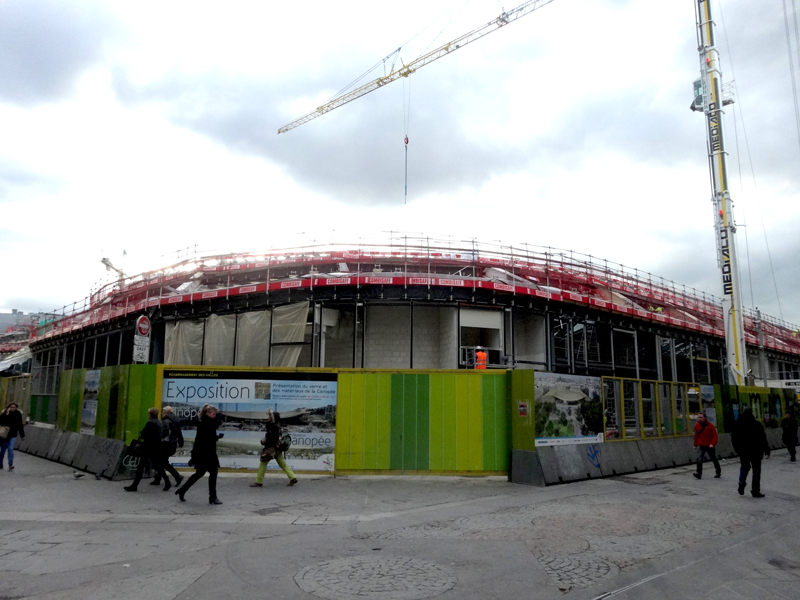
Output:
[[277, 0, 557, 134], [692, 0, 748, 385], [278, 0, 751, 385]]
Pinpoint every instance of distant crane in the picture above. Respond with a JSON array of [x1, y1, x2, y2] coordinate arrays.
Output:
[[277, 0, 557, 134], [101, 257, 126, 280]]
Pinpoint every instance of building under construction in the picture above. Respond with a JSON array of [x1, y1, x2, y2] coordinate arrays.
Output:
[[17, 236, 799, 407]]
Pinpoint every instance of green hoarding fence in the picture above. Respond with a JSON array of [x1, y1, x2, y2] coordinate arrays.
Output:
[[336, 371, 510, 474]]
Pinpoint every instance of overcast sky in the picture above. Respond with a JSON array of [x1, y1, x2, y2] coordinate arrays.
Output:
[[1, 0, 799, 327]]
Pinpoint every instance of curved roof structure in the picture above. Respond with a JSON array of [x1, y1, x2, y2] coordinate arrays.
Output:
[[30, 237, 800, 357]]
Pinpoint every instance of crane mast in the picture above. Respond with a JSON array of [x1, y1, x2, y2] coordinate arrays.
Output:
[[693, 0, 747, 385]]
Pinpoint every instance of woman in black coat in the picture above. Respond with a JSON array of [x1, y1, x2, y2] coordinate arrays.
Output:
[[174, 404, 223, 505], [0, 402, 25, 471]]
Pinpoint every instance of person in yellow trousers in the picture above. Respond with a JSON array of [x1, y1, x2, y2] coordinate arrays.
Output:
[[251, 409, 297, 487]]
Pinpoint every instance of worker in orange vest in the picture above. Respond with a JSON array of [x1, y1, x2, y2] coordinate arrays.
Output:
[[475, 347, 487, 369]]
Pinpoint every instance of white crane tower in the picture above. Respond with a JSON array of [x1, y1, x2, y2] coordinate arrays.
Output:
[[692, 0, 748, 385]]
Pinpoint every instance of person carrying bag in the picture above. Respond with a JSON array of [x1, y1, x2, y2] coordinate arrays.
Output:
[[0, 402, 25, 471], [150, 406, 185, 491], [250, 409, 297, 488]]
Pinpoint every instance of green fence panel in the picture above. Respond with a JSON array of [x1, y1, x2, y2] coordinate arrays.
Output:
[[482, 374, 509, 471]]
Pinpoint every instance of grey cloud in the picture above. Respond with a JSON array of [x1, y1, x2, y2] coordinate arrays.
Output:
[[0, 1, 124, 105], [651, 224, 800, 327], [0, 162, 60, 203], [107, 0, 800, 205]]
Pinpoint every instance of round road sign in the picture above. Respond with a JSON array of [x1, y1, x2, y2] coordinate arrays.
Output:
[[136, 315, 151, 337]]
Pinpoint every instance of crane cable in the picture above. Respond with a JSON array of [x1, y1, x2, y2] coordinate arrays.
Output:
[[326, 1, 472, 105], [715, 0, 786, 321], [403, 78, 411, 204], [781, 0, 800, 160]]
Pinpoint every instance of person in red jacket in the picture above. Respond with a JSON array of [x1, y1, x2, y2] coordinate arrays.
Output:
[[693, 411, 721, 479]]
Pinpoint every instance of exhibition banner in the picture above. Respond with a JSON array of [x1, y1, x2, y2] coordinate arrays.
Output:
[[161, 369, 337, 471]]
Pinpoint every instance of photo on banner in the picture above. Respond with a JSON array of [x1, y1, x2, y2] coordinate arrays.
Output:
[[161, 369, 337, 472], [81, 369, 101, 435], [534, 372, 603, 446]]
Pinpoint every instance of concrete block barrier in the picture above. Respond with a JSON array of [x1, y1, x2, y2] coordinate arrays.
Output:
[[44, 429, 63, 461], [597, 440, 646, 477], [715, 433, 735, 458], [533, 446, 560, 485], [636, 439, 674, 471], [15, 425, 38, 454], [766, 428, 783, 451], [56, 432, 83, 467], [510, 449, 546, 487], [73, 436, 126, 479], [21, 426, 52, 458], [19, 426, 130, 480], [553, 443, 604, 482]]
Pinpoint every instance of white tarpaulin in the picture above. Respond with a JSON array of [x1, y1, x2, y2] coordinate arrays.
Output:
[[270, 301, 309, 367], [203, 314, 236, 366], [235, 310, 271, 367], [165, 320, 204, 365], [0, 347, 32, 372]]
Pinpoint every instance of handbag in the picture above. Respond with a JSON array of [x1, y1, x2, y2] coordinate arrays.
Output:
[[0, 425, 9, 440], [125, 439, 143, 457]]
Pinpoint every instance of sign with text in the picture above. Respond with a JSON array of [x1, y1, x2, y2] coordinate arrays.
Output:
[[133, 315, 151, 363], [161, 369, 337, 472]]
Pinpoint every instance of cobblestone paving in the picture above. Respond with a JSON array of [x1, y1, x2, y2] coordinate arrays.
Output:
[[370, 497, 761, 590], [294, 556, 457, 600], [0, 526, 256, 575]]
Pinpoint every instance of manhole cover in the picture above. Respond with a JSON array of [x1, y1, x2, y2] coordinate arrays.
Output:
[[295, 555, 457, 599]]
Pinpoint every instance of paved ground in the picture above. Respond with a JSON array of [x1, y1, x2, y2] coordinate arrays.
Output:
[[1, 450, 799, 600]]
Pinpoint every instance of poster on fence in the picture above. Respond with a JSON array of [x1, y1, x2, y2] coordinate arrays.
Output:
[[161, 369, 337, 472], [81, 369, 101, 435], [534, 372, 604, 446]]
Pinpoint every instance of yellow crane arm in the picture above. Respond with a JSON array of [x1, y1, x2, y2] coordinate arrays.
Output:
[[277, 0, 557, 134]]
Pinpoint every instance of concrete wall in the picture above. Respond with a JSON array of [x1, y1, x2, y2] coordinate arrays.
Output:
[[512, 311, 547, 370], [412, 306, 458, 369], [365, 306, 411, 368]]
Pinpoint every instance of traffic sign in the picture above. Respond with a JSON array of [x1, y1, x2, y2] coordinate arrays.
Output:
[[136, 315, 151, 337]]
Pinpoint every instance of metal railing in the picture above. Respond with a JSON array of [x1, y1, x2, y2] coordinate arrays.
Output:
[[27, 235, 800, 356]]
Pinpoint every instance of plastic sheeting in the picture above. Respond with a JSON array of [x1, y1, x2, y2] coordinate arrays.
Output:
[[270, 301, 309, 367], [165, 320, 204, 365], [235, 310, 271, 367], [203, 314, 236, 366], [164, 302, 309, 367]]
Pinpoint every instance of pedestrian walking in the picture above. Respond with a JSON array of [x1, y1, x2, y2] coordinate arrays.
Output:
[[175, 404, 224, 505], [693, 411, 721, 479], [251, 409, 297, 487], [150, 406, 185, 491], [781, 410, 798, 462], [732, 407, 770, 498], [124, 407, 167, 492], [0, 402, 25, 471]]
